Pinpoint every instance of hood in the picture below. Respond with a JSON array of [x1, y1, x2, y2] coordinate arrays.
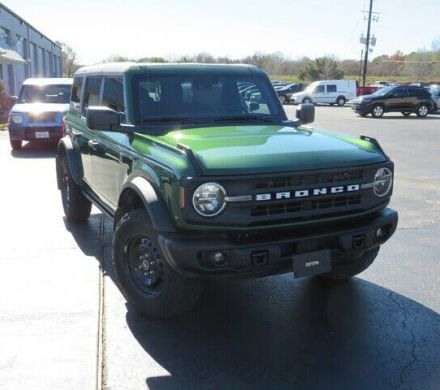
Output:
[[135, 125, 386, 176], [11, 103, 70, 114]]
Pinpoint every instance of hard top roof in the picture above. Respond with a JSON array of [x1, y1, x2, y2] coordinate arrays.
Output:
[[74, 62, 264, 77], [23, 78, 73, 86]]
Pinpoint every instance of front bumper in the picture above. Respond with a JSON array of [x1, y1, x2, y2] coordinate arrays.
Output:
[[159, 208, 398, 278], [352, 102, 373, 114], [9, 123, 63, 141]]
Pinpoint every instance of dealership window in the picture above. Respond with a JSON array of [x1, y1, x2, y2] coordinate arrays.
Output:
[[71, 77, 84, 111], [327, 85, 337, 93], [83, 77, 102, 115], [102, 78, 125, 112]]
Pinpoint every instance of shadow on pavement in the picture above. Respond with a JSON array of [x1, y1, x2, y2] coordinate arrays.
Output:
[[127, 276, 440, 390], [11, 140, 57, 159]]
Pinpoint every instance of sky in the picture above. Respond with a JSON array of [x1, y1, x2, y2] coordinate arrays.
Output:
[[3, 0, 440, 65]]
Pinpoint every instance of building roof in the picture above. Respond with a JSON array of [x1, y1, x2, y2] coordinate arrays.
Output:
[[75, 62, 263, 76], [23, 78, 73, 85]]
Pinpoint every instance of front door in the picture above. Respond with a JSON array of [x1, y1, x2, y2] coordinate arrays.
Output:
[[312, 85, 326, 103]]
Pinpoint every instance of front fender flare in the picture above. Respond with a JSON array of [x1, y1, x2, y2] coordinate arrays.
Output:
[[119, 176, 176, 233], [56, 136, 84, 189]]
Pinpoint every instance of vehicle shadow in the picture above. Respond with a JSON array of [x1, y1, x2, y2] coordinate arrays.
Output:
[[126, 274, 440, 390], [11, 140, 58, 158]]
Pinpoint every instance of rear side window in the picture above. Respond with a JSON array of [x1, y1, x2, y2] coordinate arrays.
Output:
[[102, 78, 125, 112], [326, 85, 337, 93], [414, 88, 430, 99], [83, 77, 103, 114], [71, 77, 83, 111]]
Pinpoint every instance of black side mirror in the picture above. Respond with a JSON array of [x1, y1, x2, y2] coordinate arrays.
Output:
[[296, 103, 315, 124], [86, 106, 121, 131], [249, 102, 260, 111]]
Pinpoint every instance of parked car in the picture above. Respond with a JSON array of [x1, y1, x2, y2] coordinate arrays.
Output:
[[8, 78, 73, 151], [352, 85, 438, 118], [56, 62, 397, 318], [290, 80, 357, 106], [276, 83, 305, 104]]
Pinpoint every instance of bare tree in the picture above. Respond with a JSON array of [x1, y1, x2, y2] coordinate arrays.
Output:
[[56, 41, 80, 77]]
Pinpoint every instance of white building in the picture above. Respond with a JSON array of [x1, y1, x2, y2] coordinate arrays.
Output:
[[0, 3, 62, 96]]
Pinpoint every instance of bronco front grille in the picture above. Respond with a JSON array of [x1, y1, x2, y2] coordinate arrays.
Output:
[[250, 194, 362, 217]]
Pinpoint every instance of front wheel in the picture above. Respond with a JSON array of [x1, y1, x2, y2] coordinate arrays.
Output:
[[303, 97, 312, 104], [10, 139, 22, 151], [113, 209, 203, 318], [416, 104, 429, 118], [336, 96, 346, 106], [371, 104, 384, 118], [319, 247, 379, 281]]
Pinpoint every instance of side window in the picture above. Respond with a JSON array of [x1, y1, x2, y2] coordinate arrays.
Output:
[[326, 85, 337, 93], [83, 77, 103, 114], [314, 85, 325, 93], [389, 87, 405, 97], [70, 77, 83, 111], [102, 78, 125, 112]]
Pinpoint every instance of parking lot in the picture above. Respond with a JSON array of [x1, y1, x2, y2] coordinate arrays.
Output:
[[1, 106, 440, 389]]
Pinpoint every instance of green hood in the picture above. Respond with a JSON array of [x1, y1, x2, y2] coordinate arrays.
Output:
[[135, 125, 386, 175]]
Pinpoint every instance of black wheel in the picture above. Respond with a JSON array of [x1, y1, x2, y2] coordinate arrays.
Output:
[[303, 97, 312, 104], [416, 104, 429, 118], [371, 104, 384, 118], [113, 209, 203, 318], [59, 152, 91, 222], [401, 111, 411, 117], [319, 247, 379, 281], [336, 96, 346, 106], [279, 95, 286, 104], [10, 139, 22, 151]]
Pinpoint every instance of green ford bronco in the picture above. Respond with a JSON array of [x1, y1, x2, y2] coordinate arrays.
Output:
[[56, 63, 398, 318]]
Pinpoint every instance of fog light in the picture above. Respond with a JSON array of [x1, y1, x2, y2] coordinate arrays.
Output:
[[212, 252, 226, 266]]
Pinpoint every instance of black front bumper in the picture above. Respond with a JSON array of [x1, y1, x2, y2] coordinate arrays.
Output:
[[352, 103, 373, 115], [159, 208, 398, 278]]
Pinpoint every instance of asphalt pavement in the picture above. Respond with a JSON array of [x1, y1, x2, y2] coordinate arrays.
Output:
[[1, 106, 440, 389]]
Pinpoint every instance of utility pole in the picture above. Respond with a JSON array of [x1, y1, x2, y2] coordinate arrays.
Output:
[[362, 0, 374, 87]]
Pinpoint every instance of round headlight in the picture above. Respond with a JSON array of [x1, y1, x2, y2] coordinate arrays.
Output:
[[373, 168, 393, 197], [192, 182, 227, 217], [10, 114, 23, 124]]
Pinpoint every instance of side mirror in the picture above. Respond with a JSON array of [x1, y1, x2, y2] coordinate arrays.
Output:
[[249, 102, 260, 111], [296, 103, 315, 124], [86, 106, 121, 131]]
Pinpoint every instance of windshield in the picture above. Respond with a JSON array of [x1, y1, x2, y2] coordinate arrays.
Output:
[[19, 84, 71, 104], [133, 73, 284, 124], [371, 86, 395, 97], [305, 82, 319, 92]]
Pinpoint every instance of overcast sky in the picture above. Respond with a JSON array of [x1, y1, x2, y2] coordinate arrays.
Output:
[[3, 0, 439, 64]]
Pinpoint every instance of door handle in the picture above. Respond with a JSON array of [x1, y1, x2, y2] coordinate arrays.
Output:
[[88, 139, 100, 150]]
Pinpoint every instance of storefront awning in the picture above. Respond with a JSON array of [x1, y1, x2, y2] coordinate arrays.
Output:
[[0, 48, 26, 65]]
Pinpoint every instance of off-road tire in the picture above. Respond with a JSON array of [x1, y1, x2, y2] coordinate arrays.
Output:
[[371, 104, 384, 118], [113, 209, 203, 318], [318, 247, 379, 281], [416, 104, 429, 118], [10, 139, 22, 151], [59, 153, 91, 222]]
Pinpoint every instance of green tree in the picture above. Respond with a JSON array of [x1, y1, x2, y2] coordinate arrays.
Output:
[[298, 56, 344, 81]]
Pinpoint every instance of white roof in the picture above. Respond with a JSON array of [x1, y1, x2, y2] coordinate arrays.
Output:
[[23, 78, 73, 86]]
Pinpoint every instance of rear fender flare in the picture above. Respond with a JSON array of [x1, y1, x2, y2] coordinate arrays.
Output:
[[56, 136, 84, 189]]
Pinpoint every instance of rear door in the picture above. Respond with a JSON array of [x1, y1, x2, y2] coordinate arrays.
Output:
[[384, 87, 407, 111]]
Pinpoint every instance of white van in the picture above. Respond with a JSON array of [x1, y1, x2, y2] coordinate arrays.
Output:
[[291, 80, 357, 106]]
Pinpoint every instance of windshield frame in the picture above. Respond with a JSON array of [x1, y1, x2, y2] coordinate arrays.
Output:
[[131, 72, 286, 126], [18, 84, 72, 104]]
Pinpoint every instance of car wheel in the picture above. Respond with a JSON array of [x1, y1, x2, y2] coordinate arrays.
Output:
[[279, 95, 286, 104], [401, 111, 411, 117], [318, 247, 379, 281], [303, 97, 312, 104], [336, 96, 346, 106], [113, 209, 203, 318], [416, 104, 429, 118], [59, 152, 92, 222], [371, 104, 384, 118], [10, 139, 22, 151]]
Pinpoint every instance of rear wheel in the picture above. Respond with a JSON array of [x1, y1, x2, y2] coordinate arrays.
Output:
[[319, 247, 379, 281], [10, 139, 22, 151], [401, 111, 411, 117], [371, 104, 384, 118], [416, 104, 429, 118], [59, 153, 91, 222], [113, 209, 203, 318], [336, 96, 346, 106]]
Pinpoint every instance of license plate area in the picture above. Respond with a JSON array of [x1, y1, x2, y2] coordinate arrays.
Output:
[[292, 249, 331, 278], [35, 131, 49, 139]]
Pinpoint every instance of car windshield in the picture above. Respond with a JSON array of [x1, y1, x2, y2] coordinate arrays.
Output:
[[133, 73, 284, 124], [19, 84, 71, 104], [371, 86, 395, 97]]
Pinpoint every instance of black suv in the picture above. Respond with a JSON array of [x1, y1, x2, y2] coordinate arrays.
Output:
[[352, 85, 438, 118]]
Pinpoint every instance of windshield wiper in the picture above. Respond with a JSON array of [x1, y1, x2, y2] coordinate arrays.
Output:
[[214, 115, 281, 123]]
